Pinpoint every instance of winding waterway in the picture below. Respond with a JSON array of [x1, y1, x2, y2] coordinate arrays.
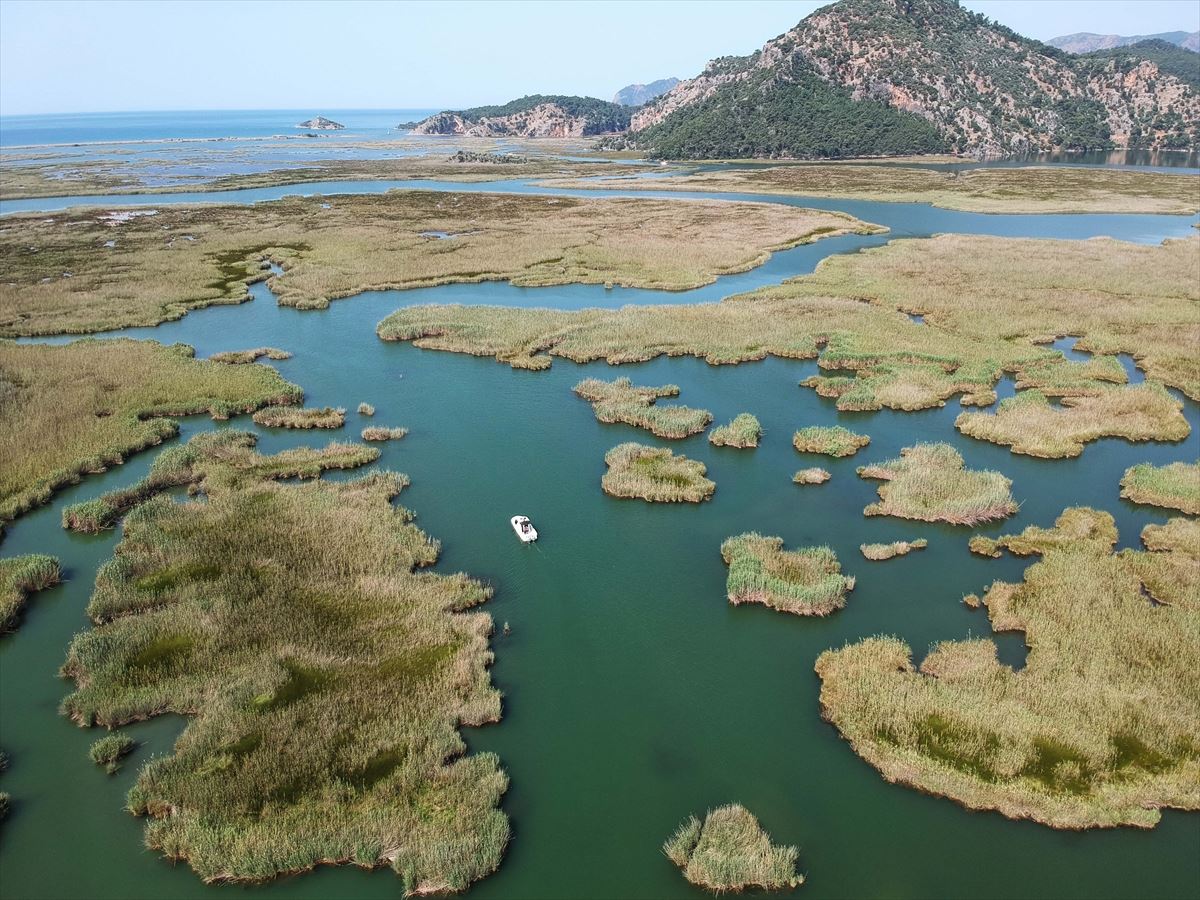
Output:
[[1, 174, 1198, 899]]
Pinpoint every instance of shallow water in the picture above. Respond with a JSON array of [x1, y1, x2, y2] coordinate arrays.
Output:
[[1, 180, 1199, 900]]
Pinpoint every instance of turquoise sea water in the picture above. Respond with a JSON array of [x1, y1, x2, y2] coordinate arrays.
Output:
[[0, 116, 1198, 900]]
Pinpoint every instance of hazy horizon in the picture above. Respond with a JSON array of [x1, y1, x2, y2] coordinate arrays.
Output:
[[1, 0, 1198, 117]]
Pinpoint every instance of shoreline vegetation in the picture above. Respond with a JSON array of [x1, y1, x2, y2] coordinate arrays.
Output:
[[793, 468, 831, 485], [860, 539, 928, 560], [601, 443, 715, 503], [251, 406, 346, 429], [361, 426, 408, 442], [1119, 461, 1200, 514], [573, 377, 712, 439], [0, 190, 882, 338], [1, 555, 62, 633], [708, 413, 761, 448], [89, 732, 135, 775], [663, 804, 802, 893], [377, 235, 1200, 408], [538, 163, 1200, 215], [817, 507, 1200, 829], [0, 339, 302, 523], [721, 533, 855, 616], [59, 431, 509, 891], [857, 443, 1017, 525], [209, 347, 292, 364], [793, 425, 870, 457]]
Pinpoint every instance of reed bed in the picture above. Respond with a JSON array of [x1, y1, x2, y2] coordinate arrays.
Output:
[[792, 426, 870, 458], [60, 431, 508, 891], [0, 191, 872, 337], [1119, 461, 1200, 515], [357, 403, 375, 416], [1, 554, 62, 633], [0, 339, 302, 523], [89, 732, 135, 774], [801, 359, 1001, 412], [542, 164, 1200, 215], [1013, 354, 1127, 396], [793, 468, 831, 485], [209, 347, 292, 365], [361, 427, 408, 442], [663, 804, 802, 893], [721, 533, 855, 616], [251, 406, 345, 430], [956, 386, 1190, 458], [816, 506, 1200, 828], [574, 377, 712, 439], [860, 539, 928, 561], [708, 413, 762, 448], [857, 443, 1017, 525], [601, 443, 715, 503]]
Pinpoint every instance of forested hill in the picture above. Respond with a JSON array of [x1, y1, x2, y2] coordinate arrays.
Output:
[[624, 0, 1199, 159], [411, 96, 631, 138]]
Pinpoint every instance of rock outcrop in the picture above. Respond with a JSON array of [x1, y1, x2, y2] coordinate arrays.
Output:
[[295, 116, 344, 130]]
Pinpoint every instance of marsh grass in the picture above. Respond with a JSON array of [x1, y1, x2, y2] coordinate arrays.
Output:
[[860, 539, 928, 561], [793, 468, 831, 485], [1, 554, 62, 632], [0, 191, 873, 337], [816, 507, 1200, 828], [251, 406, 345, 429], [956, 386, 1190, 458], [663, 804, 802, 893], [574, 377, 712, 439], [357, 403, 376, 416], [0, 339, 301, 523], [708, 413, 761, 448], [361, 427, 408, 442], [1119, 461, 1200, 514], [89, 732, 135, 774], [721, 533, 854, 616], [857, 443, 1016, 525], [792, 426, 870, 457], [209, 347, 292, 365], [601, 443, 715, 503], [60, 431, 508, 890]]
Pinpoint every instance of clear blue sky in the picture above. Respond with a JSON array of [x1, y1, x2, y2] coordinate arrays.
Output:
[[1, 0, 1197, 115]]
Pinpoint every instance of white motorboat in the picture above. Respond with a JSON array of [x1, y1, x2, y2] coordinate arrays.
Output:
[[511, 515, 538, 542]]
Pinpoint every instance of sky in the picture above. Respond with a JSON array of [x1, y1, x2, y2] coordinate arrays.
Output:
[[1, 0, 1197, 116]]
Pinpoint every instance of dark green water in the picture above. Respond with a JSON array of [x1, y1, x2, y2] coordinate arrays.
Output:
[[1, 190, 1198, 900]]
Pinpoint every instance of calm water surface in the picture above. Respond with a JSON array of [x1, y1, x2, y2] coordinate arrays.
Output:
[[1, 174, 1198, 900]]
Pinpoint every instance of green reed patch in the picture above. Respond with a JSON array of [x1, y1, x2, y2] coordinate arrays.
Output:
[[708, 413, 761, 448], [860, 539, 928, 561], [721, 533, 855, 617], [209, 347, 292, 365], [252, 406, 345, 429], [792, 425, 870, 457], [816, 507, 1200, 828], [1, 554, 62, 633], [601, 443, 715, 503], [663, 804, 802, 893], [59, 432, 507, 890], [1119, 460, 1200, 515], [89, 732, 135, 774], [574, 377, 712, 439], [858, 443, 1016, 525], [361, 426, 408, 442]]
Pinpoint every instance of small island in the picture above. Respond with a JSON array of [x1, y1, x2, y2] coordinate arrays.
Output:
[[295, 116, 344, 130], [601, 443, 715, 502], [858, 443, 1016, 525], [575, 378, 711, 439], [793, 425, 870, 457], [664, 804, 802, 893], [709, 413, 761, 448], [721, 532, 855, 616]]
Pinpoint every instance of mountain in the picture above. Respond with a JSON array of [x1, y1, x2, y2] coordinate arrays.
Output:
[[1049, 31, 1200, 54], [613, 78, 680, 106], [410, 95, 631, 137], [1078, 39, 1200, 91], [626, 0, 1200, 159]]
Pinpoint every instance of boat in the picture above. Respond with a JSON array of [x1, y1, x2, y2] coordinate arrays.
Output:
[[511, 515, 538, 542]]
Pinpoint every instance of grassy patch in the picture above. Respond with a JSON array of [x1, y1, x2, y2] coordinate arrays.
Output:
[[574, 377, 712, 439], [89, 732, 135, 774], [793, 468, 831, 485], [361, 427, 408, 442], [209, 347, 292, 365], [357, 402, 375, 416], [858, 443, 1017, 525], [956, 386, 1189, 458], [0, 191, 878, 337], [251, 406, 345, 429], [663, 804, 802, 893], [793, 425, 870, 457], [60, 432, 508, 890], [861, 539, 928, 561], [543, 163, 1200, 215], [1, 554, 62, 633], [1119, 461, 1200, 514], [0, 339, 302, 523], [601, 443, 715, 503], [721, 533, 855, 616], [817, 507, 1200, 828], [708, 413, 762, 448]]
